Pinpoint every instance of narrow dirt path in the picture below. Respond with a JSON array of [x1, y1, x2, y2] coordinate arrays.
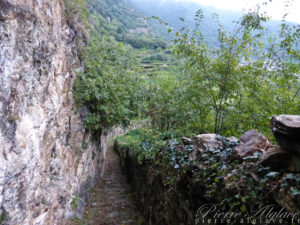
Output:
[[69, 139, 144, 225]]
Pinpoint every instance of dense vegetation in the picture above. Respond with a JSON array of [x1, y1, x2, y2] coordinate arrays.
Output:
[[71, 0, 179, 133], [73, 32, 142, 132], [149, 10, 300, 137], [115, 129, 265, 224], [71, 0, 299, 138], [68, 0, 300, 223]]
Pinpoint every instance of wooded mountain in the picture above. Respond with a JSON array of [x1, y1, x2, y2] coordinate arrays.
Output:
[[128, 0, 297, 46], [86, 0, 297, 48], [88, 0, 168, 49]]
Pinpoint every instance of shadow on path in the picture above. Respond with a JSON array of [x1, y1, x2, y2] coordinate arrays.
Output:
[[69, 139, 144, 225]]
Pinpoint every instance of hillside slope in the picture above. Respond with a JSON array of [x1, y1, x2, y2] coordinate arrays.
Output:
[[88, 0, 168, 49]]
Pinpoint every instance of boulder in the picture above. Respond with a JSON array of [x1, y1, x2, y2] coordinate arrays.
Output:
[[271, 115, 300, 155], [193, 134, 222, 152], [182, 137, 193, 145], [234, 129, 268, 159], [188, 134, 222, 161], [260, 146, 292, 171]]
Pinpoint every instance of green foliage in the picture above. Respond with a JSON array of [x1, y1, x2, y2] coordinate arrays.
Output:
[[117, 128, 171, 164], [72, 0, 300, 221], [117, 129, 300, 222], [116, 35, 167, 49], [145, 8, 300, 137], [173, 9, 271, 135], [81, 140, 88, 149], [64, 0, 90, 28], [67, 0, 171, 136], [141, 54, 168, 63], [0, 213, 5, 224], [74, 32, 141, 133], [0, 212, 10, 224], [72, 0, 299, 139], [71, 196, 78, 210]]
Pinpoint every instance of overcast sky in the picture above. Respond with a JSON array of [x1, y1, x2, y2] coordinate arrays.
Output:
[[184, 0, 300, 23]]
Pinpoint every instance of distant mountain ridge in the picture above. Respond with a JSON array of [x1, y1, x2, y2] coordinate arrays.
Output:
[[128, 0, 297, 46], [87, 0, 297, 48]]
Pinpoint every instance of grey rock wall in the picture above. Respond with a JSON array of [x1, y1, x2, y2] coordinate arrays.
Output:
[[0, 0, 103, 224]]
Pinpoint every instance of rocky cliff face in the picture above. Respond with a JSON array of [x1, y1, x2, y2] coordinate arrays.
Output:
[[0, 0, 103, 224]]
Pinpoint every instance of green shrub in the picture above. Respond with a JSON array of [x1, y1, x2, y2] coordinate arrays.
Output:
[[73, 32, 141, 133], [117, 128, 182, 164]]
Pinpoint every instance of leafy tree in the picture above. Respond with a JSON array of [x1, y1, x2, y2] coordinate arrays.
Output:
[[74, 32, 141, 133], [147, 7, 300, 137]]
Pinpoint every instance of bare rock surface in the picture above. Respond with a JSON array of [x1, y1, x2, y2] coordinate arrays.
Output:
[[189, 134, 222, 160], [193, 134, 222, 151], [271, 115, 300, 155], [182, 137, 193, 145], [0, 1, 103, 224], [260, 146, 291, 170], [233, 129, 268, 159]]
